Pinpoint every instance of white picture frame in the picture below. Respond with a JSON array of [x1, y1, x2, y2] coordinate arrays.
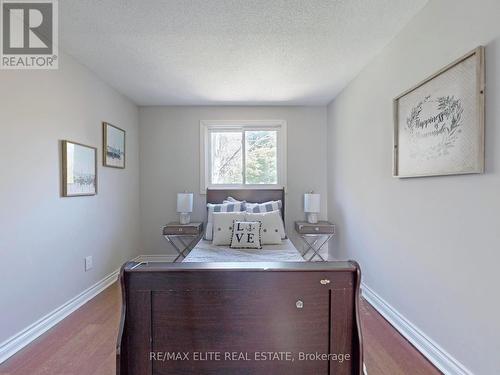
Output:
[[393, 47, 485, 178], [61, 140, 97, 197]]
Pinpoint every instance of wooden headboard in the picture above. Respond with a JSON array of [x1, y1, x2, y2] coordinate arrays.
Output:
[[206, 188, 285, 219]]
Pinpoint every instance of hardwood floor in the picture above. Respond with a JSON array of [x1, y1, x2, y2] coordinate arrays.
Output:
[[0, 282, 441, 375], [360, 301, 441, 375]]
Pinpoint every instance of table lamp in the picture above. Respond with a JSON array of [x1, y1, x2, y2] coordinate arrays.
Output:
[[304, 193, 320, 224], [177, 192, 193, 224]]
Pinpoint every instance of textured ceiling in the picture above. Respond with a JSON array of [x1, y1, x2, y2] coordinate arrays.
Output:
[[60, 0, 428, 105]]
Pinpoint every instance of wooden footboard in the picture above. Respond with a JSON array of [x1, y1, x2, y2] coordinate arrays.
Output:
[[116, 261, 363, 375]]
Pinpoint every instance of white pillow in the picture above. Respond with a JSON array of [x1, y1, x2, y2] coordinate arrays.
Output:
[[246, 210, 285, 244], [205, 202, 246, 240], [212, 212, 247, 245], [230, 221, 262, 249]]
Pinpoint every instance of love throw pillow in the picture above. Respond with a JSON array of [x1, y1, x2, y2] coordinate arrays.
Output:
[[230, 221, 262, 249]]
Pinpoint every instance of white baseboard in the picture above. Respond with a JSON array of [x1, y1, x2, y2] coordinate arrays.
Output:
[[0, 255, 145, 365], [0, 254, 179, 364], [361, 283, 472, 375], [0, 271, 119, 364]]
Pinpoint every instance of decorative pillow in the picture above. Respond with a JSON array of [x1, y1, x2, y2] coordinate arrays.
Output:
[[246, 210, 285, 244], [246, 200, 283, 214], [212, 212, 247, 245], [205, 202, 246, 240], [230, 221, 262, 249]]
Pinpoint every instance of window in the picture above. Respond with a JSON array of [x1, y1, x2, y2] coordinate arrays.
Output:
[[200, 120, 286, 193]]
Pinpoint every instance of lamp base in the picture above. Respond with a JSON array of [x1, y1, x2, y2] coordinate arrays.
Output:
[[179, 213, 191, 225], [306, 213, 318, 224]]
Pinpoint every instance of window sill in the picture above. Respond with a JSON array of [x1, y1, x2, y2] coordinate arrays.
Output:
[[200, 184, 286, 195]]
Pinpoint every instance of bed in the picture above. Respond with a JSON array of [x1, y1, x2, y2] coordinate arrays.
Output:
[[184, 188, 304, 263], [117, 189, 364, 375]]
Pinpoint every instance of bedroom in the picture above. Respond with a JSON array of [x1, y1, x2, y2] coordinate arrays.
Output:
[[0, 0, 498, 374]]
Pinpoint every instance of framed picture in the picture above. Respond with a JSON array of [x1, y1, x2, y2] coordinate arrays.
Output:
[[103, 122, 126, 168], [393, 47, 485, 178], [62, 140, 97, 197]]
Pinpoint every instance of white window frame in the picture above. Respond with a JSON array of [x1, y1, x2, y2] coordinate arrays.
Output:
[[200, 120, 287, 194]]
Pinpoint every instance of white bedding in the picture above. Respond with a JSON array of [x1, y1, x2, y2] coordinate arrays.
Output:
[[183, 239, 304, 262]]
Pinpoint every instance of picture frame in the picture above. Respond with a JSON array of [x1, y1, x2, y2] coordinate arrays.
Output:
[[103, 122, 126, 169], [393, 46, 485, 178], [61, 140, 97, 197]]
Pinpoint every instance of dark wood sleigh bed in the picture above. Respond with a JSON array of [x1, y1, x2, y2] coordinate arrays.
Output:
[[116, 189, 363, 375]]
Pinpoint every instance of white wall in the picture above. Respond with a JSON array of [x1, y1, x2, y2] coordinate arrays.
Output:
[[0, 53, 140, 345], [327, 0, 500, 373], [139, 106, 328, 256]]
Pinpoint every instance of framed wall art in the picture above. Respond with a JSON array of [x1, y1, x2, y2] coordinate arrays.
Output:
[[103, 122, 126, 168], [393, 47, 485, 178], [61, 140, 97, 197]]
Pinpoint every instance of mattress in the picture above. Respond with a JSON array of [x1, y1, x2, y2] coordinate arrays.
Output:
[[183, 239, 304, 262]]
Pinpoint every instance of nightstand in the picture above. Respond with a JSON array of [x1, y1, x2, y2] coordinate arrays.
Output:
[[162, 222, 203, 262], [295, 221, 335, 261]]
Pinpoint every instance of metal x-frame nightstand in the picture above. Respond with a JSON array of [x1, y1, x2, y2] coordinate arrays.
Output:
[[162, 222, 203, 262], [295, 221, 336, 261]]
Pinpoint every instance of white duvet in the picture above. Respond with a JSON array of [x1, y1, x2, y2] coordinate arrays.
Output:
[[183, 239, 304, 262]]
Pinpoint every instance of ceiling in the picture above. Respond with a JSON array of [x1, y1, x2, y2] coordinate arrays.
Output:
[[60, 0, 428, 106]]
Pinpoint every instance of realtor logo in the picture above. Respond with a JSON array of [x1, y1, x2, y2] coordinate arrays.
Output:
[[1, 0, 58, 69]]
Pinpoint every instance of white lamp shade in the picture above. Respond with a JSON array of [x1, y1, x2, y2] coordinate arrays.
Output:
[[177, 193, 193, 213], [304, 193, 320, 213]]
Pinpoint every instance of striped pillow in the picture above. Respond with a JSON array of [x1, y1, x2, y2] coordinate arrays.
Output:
[[205, 202, 246, 240], [245, 200, 283, 214]]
